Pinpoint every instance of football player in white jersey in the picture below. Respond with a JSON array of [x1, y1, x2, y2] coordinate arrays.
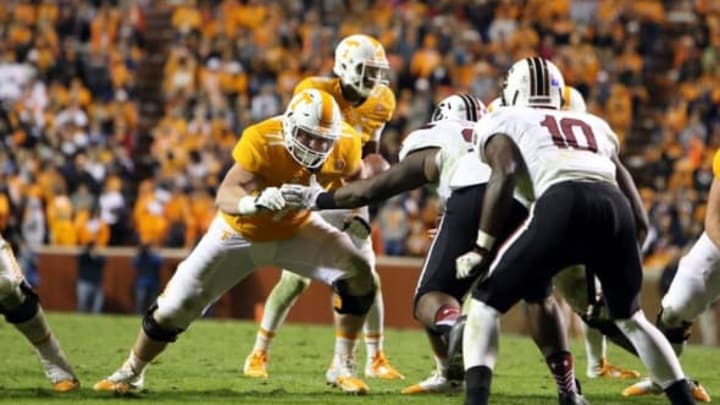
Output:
[[279, 94, 587, 401], [491, 89, 641, 381], [0, 235, 78, 391], [459, 56, 696, 405]]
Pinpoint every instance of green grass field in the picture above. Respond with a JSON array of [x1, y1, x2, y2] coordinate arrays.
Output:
[[0, 313, 717, 404]]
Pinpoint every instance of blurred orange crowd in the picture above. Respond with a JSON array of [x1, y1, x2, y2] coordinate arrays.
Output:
[[0, 0, 718, 271]]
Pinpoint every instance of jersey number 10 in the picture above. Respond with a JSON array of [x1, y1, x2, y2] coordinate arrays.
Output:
[[540, 115, 598, 153]]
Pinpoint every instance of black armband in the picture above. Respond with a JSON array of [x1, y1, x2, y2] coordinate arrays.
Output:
[[316, 191, 338, 210]]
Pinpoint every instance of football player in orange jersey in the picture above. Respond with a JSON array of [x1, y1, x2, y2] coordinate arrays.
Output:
[[93, 89, 376, 395], [243, 34, 404, 382], [0, 236, 79, 392]]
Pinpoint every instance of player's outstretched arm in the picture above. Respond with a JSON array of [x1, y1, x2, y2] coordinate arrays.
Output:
[[612, 154, 649, 245], [315, 148, 439, 209]]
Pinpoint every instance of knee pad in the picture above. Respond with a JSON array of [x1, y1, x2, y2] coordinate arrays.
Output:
[[0, 280, 39, 324], [142, 303, 185, 343], [657, 309, 692, 345], [332, 279, 376, 315]]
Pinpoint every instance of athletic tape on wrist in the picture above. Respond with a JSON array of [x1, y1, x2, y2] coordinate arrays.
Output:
[[475, 230, 496, 251]]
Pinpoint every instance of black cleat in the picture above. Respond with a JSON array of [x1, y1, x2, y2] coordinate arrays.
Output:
[[558, 391, 591, 405]]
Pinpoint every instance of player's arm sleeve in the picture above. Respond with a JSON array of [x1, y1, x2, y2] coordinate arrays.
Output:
[[362, 89, 396, 155], [612, 153, 648, 245], [217, 129, 265, 214], [705, 151, 720, 247], [232, 127, 264, 172]]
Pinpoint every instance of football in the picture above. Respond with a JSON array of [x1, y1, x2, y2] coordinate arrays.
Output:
[[362, 153, 390, 178]]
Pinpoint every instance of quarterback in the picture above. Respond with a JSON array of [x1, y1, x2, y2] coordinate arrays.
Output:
[[242, 33, 403, 382], [94, 89, 376, 395]]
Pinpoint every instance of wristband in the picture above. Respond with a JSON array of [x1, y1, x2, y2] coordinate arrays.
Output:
[[315, 191, 337, 210], [237, 195, 258, 215], [475, 230, 496, 251]]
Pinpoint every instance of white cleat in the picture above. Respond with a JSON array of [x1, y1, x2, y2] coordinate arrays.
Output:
[[326, 355, 369, 395], [39, 348, 79, 392], [93, 364, 145, 393], [401, 370, 463, 395]]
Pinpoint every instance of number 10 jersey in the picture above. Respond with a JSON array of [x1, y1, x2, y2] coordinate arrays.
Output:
[[473, 106, 620, 201]]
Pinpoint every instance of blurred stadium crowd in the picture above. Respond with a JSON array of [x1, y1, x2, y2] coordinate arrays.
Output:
[[0, 0, 718, 273]]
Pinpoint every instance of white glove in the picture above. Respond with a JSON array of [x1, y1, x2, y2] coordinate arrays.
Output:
[[255, 187, 286, 212], [456, 249, 488, 280], [280, 174, 324, 210], [342, 215, 371, 239]]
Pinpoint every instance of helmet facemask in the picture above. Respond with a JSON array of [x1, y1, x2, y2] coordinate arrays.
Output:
[[334, 34, 390, 98], [346, 60, 389, 97], [284, 124, 337, 169], [282, 89, 342, 170]]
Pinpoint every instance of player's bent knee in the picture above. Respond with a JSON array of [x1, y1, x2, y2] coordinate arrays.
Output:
[[279, 271, 312, 292], [154, 291, 206, 331], [657, 309, 693, 344], [332, 279, 376, 315], [0, 280, 39, 324], [143, 303, 185, 342]]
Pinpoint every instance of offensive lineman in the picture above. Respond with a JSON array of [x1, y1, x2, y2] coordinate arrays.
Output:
[[94, 89, 377, 394], [242, 34, 403, 382], [459, 56, 696, 405]]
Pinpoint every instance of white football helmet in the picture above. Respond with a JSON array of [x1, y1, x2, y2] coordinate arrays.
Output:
[[501, 57, 565, 109], [562, 86, 587, 113], [431, 93, 487, 122], [283, 89, 342, 169], [333, 34, 390, 98]]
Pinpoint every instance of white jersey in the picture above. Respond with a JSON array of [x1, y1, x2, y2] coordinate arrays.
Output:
[[474, 107, 619, 201], [399, 119, 490, 202]]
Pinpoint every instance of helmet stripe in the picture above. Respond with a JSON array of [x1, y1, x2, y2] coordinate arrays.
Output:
[[531, 57, 544, 97], [538, 57, 550, 96], [319, 91, 335, 128], [461, 93, 478, 122], [526, 58, 537, 97], [457, 93, 472, 121]]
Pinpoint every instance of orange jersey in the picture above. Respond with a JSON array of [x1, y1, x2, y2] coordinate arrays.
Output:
[[713, 149, 720, 178], [294, 77, 395, 145], [221, 117, 362, 241]]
